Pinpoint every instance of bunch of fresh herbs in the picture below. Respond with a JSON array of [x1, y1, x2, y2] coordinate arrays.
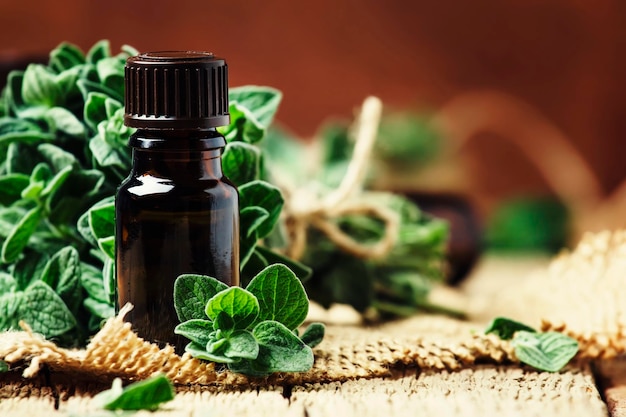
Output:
[[94, 374, 175, 412], [0, 41, 307, 346], [174, 264, 323, 376], [263, 124, 450, 316], [0, 41, 135, 345]]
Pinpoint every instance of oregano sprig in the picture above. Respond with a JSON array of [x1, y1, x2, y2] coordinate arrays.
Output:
[[486, 317, 579, 372], [173, 263, 324, 376]]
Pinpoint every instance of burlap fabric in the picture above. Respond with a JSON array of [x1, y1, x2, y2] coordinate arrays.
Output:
[[0, 230, 625, 415]]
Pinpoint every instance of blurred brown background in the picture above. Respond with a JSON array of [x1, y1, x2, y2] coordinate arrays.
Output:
[[1, 0, 624, 216]]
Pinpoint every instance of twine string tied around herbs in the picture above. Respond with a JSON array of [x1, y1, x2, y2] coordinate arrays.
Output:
[[282, 96, 401, 261]]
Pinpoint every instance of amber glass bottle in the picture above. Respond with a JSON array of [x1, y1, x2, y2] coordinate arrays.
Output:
[[116, 52, 239, 351]]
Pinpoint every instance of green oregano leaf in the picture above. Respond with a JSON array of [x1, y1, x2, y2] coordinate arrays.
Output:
[[240, 206, 270, 239], [228, 86, 282, 130], [220, 104, 265, 143], [40, 246, 80, 290], [88, 200, 115, 239], [218, 86, 282, 144], [229, 320, 313, 376], [40, 246, 81, 311], [174, 274, 228, 322], [246, 264, 308, 330], [46, 107, 85, 136], [174, 319, 214, 347], [205, 287, 259, 332], [0, 291, 23, 330], [13, 252, 48, 291], [86, 40, 111, 65], [485, 317, 537, 340], [94, 374, 174, 411], [0, 128, 55, 146], [300, 323, 326, 348], [97, 236, 115, 260], [80, 262, 108, 303], [89, 134, 124, 168], [84, 92, 111, 131], [83, 298, 114, 320], [48, 42, 85, 73], [206, 336, 227, 354], [1, 206, 42, 264], [238, 180, 284, 239], [17, 281, 76, 337], [37, 143, 78, 171], [222, 141, 261, 186], [213, 311, 234, 331], [97, 57, 125, 92], [223, 329, 259, 360], [102, 258, 115, 302], [185, 341, 236, 364], [41, 165, 73, 199], [0, 174, 30, 206], [511, 331, 579, 372], [21, 64, 61, 107]]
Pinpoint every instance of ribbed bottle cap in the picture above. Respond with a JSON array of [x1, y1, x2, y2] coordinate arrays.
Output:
[[124, 51, 230, 129]]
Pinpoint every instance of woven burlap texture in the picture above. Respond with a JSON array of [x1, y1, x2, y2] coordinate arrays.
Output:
[[1, 229, 625, 387]]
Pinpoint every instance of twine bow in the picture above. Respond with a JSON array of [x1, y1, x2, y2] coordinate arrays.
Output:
[[280, 96, 401, 261]]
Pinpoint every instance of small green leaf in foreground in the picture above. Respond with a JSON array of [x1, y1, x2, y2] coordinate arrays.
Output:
[[94, 374, 174, 411], [0, 360, 8, 372], [485, 316, 537, 340], [511, 331, 579, 373]]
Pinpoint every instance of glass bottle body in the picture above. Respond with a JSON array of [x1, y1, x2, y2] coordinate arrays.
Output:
[[115, 130, 239, 351]]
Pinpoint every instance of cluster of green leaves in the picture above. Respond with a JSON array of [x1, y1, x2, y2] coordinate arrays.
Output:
[[94, 374, 174, 411], [173, 264, 324, 376], [217, 87, 312, 285], [486, 317, 579, 372], [262, 124, 449, 316], [0, 41, 135, 344]]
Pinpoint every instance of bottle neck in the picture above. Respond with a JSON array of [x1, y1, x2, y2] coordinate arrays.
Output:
[[129, 129, 226, 180]]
